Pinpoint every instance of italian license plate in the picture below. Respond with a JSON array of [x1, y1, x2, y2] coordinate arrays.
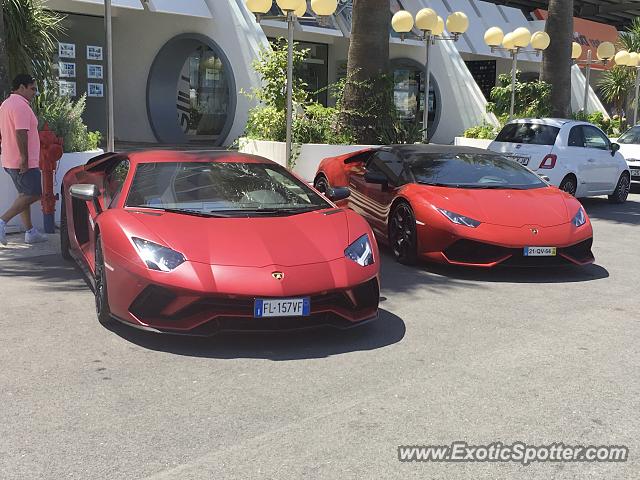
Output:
[[630, 168, 640, 177], [254, 298, 310, 318], [524, 246, 557, 257], [506, 155, 530, 166]]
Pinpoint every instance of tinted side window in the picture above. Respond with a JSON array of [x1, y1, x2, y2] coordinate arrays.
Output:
[[495, 123, 560, 146], [582, 126, 610, 150], [104, 159, 130, 207], [367, 151, 403, 185], [568, 126, 585, 147], [618, 126, 640, 144]]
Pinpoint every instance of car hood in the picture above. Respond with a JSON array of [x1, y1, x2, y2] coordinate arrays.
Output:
[[127, 209, 350, 267], [418, 186, 572, 227]]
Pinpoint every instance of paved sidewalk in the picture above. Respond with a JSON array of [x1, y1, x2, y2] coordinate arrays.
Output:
[[0, 232, 60, 260]]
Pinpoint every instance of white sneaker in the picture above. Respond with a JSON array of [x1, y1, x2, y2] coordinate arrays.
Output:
[[25, 228, 48, 244], [0, 222, 6, 246]]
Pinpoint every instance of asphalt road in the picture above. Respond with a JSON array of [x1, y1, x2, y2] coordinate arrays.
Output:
[[1, 190, 639, 480]]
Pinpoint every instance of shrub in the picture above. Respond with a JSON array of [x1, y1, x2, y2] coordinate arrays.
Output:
[[487, 73, 552, 119], [463, 123, 499, 140], [33, 86, 102, 152]]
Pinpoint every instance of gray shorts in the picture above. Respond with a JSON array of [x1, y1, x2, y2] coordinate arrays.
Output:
[[4, 168, 42, 197]]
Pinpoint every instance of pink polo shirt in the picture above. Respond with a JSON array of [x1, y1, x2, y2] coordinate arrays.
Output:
[[0, 94, 40, 169]]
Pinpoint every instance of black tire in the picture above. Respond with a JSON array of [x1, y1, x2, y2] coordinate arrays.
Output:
[[559, 175, 578, 197], [608, 173, 630, 204], [60, 195, 72, 261], [95, 234, 113, 326], [389, 202, 418, 265], [314, 175, 330, 195]]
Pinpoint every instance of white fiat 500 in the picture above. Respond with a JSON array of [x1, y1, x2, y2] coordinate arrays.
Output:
[[616, 125, 640, 182], [489, 118, 630, 203]]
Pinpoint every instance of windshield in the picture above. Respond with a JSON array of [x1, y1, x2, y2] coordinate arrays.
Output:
[[125, 161, 331, 215], [495, 123, 560, 145], [407, 153, 547, 189], [618, 126, 640, 144]]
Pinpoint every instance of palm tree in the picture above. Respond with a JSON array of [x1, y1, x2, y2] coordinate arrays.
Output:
[[541, 0, 574, 118], [599, 66, 633, 116], [0, 0, 11, 97], [339, 0, 391, 144], [2, 0, 64, 85]]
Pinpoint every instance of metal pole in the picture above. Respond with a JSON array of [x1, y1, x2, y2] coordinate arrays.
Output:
[[105, 0, 114, 152], [509, 50, 518, 120], [285, 11, 294, 168], [583, 49, 592, 114], [423, 34, 432, 143], [634, 67, 640, 125]]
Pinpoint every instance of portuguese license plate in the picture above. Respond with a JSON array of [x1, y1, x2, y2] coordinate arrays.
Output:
[[254, 298, 310, 318], [630, 168, 640, 177], [524, 247, 557, 257]]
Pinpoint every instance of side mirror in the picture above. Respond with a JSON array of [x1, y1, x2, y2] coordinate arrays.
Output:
[[70, 184, 102, 214], [611, 142, 620, 156], [364, 171, 388, 186], [70, 184, 99, 201], [326, 186, 350, 202]]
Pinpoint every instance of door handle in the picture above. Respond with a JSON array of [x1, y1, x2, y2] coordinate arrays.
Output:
[[588, 159, 596, 163]]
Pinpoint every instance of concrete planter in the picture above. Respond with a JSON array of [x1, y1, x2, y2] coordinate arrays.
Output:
[[0, 149, 103, 233], [239, 139, 378, 183], [453, 137, 493, 149]]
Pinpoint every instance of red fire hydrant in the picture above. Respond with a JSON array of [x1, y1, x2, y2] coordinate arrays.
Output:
[[39, 124, 64, 234]]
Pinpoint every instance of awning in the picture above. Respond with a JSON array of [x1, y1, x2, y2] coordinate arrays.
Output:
[[145, 0, 213, 18], [71, 0, 143, 9]]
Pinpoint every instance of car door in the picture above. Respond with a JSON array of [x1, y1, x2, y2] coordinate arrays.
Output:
[[581, 125, 618, 193], [348, 150, 402, 238]]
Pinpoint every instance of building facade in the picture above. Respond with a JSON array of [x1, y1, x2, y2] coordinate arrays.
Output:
[[45, 0, 612, 147]]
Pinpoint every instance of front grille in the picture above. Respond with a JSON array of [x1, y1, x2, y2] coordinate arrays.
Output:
[[444, 240, 510, 264], [561, 238, 594, 263], [444, 238, 594, 267], [129, 285, 177, 319], [353, 278, 380, 310]]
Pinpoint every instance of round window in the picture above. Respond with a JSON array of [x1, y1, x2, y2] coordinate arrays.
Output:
[[148, 34, 236, 145]]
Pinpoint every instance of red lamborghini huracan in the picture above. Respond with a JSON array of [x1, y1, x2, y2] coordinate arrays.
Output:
[[61, 151, 379, 334], [314, 145, 594, 267]]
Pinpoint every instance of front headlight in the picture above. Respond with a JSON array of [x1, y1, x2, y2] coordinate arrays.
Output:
[[345, 234, 374, 267], [436, 208, 481, 228], [572, 207, 587, 227], [132, 237, 185, 272]]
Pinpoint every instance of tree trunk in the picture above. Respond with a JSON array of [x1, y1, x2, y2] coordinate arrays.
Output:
[[340, 0, 391, 144], [0, 0, 11, 98], [541, 0, 574, 117]]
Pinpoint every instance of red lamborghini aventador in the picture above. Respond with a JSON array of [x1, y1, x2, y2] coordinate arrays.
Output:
[[61, 151, 379, 334], [314, 145, 594, 267]]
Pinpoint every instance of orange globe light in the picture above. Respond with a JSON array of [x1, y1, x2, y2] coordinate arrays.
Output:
[[391, 10, 414, 34]]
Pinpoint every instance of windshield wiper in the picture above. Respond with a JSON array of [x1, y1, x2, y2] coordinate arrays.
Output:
[[129, 206, 230, 218], [211, 206, 322, 216]]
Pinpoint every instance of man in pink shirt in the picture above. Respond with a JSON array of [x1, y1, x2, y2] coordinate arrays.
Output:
[[0, 74, 47, 245]]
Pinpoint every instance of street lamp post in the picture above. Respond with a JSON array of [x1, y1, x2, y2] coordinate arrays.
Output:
[[483, 27, 550, 120], [571, 41, 616, 114], [245, 0, 338, 168], [611, 49, 640, 125], [104, 0, 115, 152], [391, 9, 469, 143]]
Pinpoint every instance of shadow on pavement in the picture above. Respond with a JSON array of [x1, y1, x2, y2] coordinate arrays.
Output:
[[378, 250, 608, 287], [580, 187, 640, 226], [0, 253, 89, 292], [106, 308, 406, 360]]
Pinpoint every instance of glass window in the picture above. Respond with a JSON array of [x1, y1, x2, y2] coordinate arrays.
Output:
[[367, 151, 404, 185], [177, 44, 230, 144], [582, 126, 610, 150], [406, 152, 546, 190], [126, 162, 331, 215], [568, 126, 585, 147], [104, 159, 129, 208], [495, 123, 560, 145], [618, 126, 640, 144], [393, 65, 436, 135]]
